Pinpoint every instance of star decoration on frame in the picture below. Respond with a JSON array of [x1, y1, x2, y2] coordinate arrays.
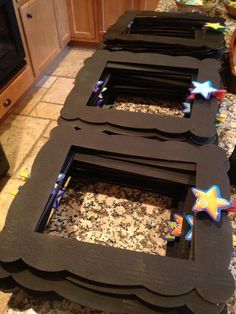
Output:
[[190, 81, 219, 100], [163, 221, 176, 241], [182, 102, 191, 114], [185, 215, 194, 241], [53, 189, 66, 209], [163, 214, 183, 241], [93, 80, 104, 93], [205, 22, 225, 31], [191, 185, 232, 222], [171, 214, 183, 237], [56, 173, 65, 183], [226, 202, 236, 213]]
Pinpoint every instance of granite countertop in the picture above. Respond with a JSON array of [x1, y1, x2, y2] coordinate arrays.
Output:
[[6, 1, 236, 313], [46, 177, 172, 256]]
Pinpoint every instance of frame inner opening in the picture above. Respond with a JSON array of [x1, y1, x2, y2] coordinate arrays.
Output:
[[124, 16, 197, 39], [36, 148, 196, 260], [87, 62, 198, 118]]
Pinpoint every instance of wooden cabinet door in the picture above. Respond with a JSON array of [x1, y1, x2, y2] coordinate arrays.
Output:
[[138, 0, 159, 10], [67, 0, 99, 42], [101, 0, 135, 31], [20, 0, 60, 75], [53, 0, 70, 48]]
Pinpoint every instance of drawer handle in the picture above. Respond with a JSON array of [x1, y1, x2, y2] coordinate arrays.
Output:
[[27, 13, 33, 19], [3, 99, 12, 107]]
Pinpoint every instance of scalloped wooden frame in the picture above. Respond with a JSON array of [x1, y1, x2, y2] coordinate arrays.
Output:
[[0, 263, 227, 314], [0, 126, 233, 313], [61, 50, 222, 144], [103, 11, 225, 58]]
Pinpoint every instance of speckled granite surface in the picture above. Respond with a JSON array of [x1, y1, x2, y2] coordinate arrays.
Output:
[[111, 96, 184, 118], [45, 177, 172, 256], [3, 1, 236, 313]]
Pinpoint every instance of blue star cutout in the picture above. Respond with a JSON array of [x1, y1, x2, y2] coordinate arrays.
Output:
[[191, 81, 218, 100], [185, 215, 193, 241]]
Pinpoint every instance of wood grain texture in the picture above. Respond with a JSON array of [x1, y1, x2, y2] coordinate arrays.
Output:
[[20, 0, 60, 75], [101, 0, 135, 31], [0, 66, 34, 120], [53, 0, 70, 48], [67, 0, 100, 42], [138, 0, 159, 10]]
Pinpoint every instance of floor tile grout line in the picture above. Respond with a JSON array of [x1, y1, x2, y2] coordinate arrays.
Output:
[[11, 121, 52, 179], [15, 75, 76, 116], [27, 77, 61, 115], [11, 113, 58, 122], [39, 100, 66, 106], [27, 88, 49, 116], [39, 76, 75, 105], [13, 87, 48, 116], [46, 74, 78, 79]]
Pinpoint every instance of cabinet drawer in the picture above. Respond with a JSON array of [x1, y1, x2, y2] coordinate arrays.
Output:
[[0, 66, 34, 120]]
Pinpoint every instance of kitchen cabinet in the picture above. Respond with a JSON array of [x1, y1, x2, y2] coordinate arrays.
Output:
[[20, 0, 60, 75], [101, 0, 135, 31], [53, 0, 70, 48], [138, 0, 159, 10], [67, 0, 160, 43], [1, 0, 161, 122], [67, 0, 100, 42], [0, 66, 34, 121]]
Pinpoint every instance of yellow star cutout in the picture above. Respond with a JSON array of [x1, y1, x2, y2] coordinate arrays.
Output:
[[205, 22, 225, 31], [191, 185, 232, 222]]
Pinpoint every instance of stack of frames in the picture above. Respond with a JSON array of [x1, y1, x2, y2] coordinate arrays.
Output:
[[0, 11, 234, 314], [61, 50, 222, 144], [102, 12, 227, 60]]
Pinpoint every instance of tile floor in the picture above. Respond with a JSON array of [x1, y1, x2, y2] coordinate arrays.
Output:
[[0, 47, 94, 312]]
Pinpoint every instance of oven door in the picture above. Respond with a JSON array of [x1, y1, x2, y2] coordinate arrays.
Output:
[[0, 0, 26, 89]]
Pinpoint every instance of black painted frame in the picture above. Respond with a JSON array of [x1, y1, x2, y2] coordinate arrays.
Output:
[[0, 126, 233, 312], [103, 11, 225, 51], [61, 50, 222, 144]]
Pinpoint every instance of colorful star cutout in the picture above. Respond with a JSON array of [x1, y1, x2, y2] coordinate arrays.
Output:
[[53, 189, 66, 209], [182, 102, 191, 114], [20, 171, 31, 180], [164, 214, 183, 241], [56, 173, 65, 183], [185, 215, 194, 241], [191, 185, 232, 222], [171, 214, 183, 237], [205, 22, 225, 31], [226, 202, 236, 213], [216, 113, 227, 124], [163, 221, 176, 241], [191, 81, 218, 100], [93, 80, 104, 93]]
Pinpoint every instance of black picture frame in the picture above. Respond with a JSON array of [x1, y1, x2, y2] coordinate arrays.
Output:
[[0, 263, 227, 314], [61, 50, 222, 144], [103, 11, 225, 59], [0, 126, 233, 313]]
